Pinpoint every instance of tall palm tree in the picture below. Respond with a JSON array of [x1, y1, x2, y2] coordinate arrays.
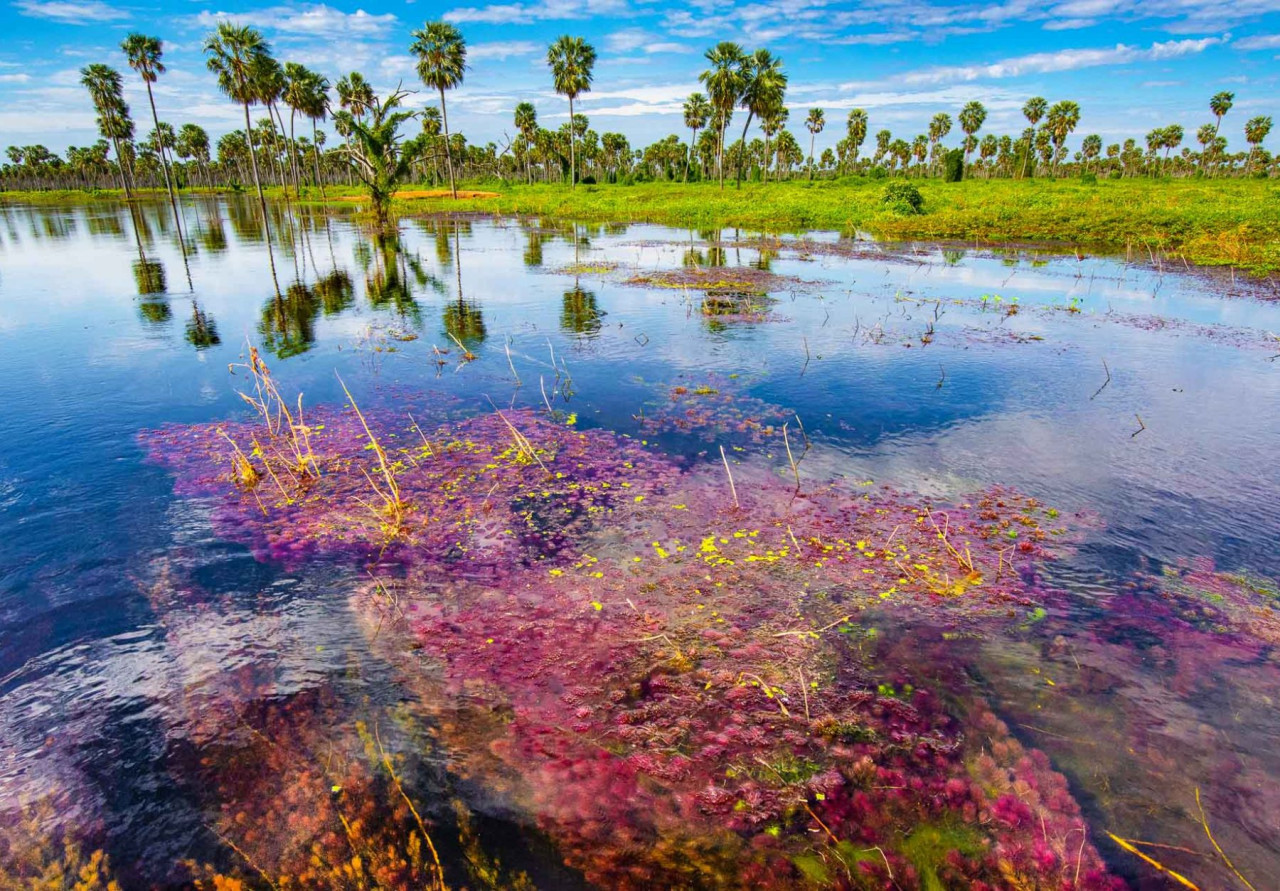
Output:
[[410, 21, 467, 198], [958, 100, 986, 168], [204, 22, 273, 230], [927, 112, 951, 173], [299, 69, 330, 196], [1020, 96, 1046, 177], [698, 41, 746, 189], [760, 105, 787, 182], [845, 108, 867, 172], [514, 101, 537, 183], [805, 108, 824, 180], [1244, 115, 1272, 174], [1196, 123, 1216, 172], [1045, 100, 1080, 176], [1209, 91, 1234, 138], [80, 63, 134, 197], [121, 34, 181, 224], [282, 62, 317, 196], [251, 56, 292, 190], [682, 92, 710, 182], [546, 35, 596, 189], [735, 48, 786, 187]]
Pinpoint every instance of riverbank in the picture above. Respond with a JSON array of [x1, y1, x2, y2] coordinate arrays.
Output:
[[5, 177, 1278, 275]]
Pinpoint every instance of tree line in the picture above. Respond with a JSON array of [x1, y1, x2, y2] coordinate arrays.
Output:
[[2, 24, 1274, 212]]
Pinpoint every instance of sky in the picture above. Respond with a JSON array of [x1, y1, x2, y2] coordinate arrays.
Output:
[[2, 0, 1279, 159]]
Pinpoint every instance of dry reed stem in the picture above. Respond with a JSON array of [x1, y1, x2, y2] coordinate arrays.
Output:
[[1107, 833, 1201, 890], [1195, 787, 1256, 891], [374, 723, 446, 891], [720, 445, 740, 508]]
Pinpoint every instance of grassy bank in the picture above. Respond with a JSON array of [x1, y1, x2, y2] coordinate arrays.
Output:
[[6, 177, 1278, 274], [376, 178, 1280, 275]]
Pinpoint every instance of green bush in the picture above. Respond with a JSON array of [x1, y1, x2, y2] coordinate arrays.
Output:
[[943, 149, 964, 183], [881, 181, 924, 215], [1079, 172, 1097, 184]]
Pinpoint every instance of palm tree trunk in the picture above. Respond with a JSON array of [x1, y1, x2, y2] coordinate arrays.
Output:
[[110, 134, 133, 199], [735, 111, 755, 188], [440, 88, 458, 199], [288, 108, 303, 197], [809, 134, 816, 181], [718, 118, 726, 190], [310, 118, 326, 199], [143, 80, 183, 240], [568, 95, 577, 189], [684, 126, 695, 183], [243, 101, 272, 241]]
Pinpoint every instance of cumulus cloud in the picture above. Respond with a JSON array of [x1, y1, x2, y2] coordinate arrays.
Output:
[[605, 28, 692, 53]]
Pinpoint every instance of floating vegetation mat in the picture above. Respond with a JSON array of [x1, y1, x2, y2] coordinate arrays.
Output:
[[626, 266, 813, 297]]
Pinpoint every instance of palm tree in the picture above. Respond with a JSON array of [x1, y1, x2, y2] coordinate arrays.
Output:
[[1020, 96, 1046, 177], [298, 69, 330, 196], [845, 108, 867, 173], [282, 62, 319, 196], [176, 123, 211, 186], [1210, 91, 1234, 138], [698, 41, 746, 189], [958, 101, 986, 168], [760, 105, 787, 182], [80, 63, 134, 197], [734, 48, 786, 186], [204, 22, 274, 229], [336, 72, 374, 120], [1244, 115, 1272, 174], [121, 33, 180, 224], [514, 101, 537, 183], [1196, 123, 1216, 172], [1081, 134, 1101, 173], [546, 35, 596, 189], [927, 112, 951, 174], [682, 93, 710, 182], [1045, 100, 1080, 176], [410, 21, 467, 198], [805, 108, 824, 180]]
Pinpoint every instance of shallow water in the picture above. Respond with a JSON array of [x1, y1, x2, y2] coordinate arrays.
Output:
[[1, 196, 1278, 888]]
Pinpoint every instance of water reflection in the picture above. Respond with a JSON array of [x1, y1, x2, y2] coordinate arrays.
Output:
[[184, 302, 220, 350]]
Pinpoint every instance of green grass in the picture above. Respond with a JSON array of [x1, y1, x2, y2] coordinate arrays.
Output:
[[5, 176, 1279, 274]]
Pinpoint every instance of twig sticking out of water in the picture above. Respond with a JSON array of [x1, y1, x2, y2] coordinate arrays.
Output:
[[447, 331, 476, 362], [936, 364, 946, 390], [504, 337, 521, 386], [782, 416, 810, 495], [800, 337, 811, 377], [1091, 359, 1111, 400], [1131, 414, 1146, 438], [1196, 787, 1257, 891], [720, 445, 740, 509]]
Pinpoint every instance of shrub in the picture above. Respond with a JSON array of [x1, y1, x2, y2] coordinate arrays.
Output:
[[943, 149, 964, 183], [881, 181, 924, 215], [1079, 172, 1097, 184], [869, 166, 887, 180]]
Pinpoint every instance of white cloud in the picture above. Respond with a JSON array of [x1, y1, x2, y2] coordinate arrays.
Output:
[[1234, 33, 1280, 50], [0, 74, 32, 83], [193, 5, 397, 37], [445, 0, 627, 25], [897, 37, 1224, 86], [14, 0, 126, 23], [468, 40, 541, 61], [605, 28, 692, 54]]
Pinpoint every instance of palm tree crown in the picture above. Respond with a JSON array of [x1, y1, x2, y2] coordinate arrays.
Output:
[[121, 33, 164, 83], [204, 23, 271, 105], [410, 22, 467, 92], [547, 35, 596, 101]]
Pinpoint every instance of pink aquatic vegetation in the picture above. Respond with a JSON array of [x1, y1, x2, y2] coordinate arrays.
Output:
[[146, 387, 1123, 889], [144, 407, 675, 574], [635, 374, 793, 444]]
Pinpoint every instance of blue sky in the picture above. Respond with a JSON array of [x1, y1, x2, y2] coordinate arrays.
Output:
[[2, 0, 1278, 157]]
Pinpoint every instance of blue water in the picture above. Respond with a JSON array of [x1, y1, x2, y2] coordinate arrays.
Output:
[[1, 196, 1279, 886]]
